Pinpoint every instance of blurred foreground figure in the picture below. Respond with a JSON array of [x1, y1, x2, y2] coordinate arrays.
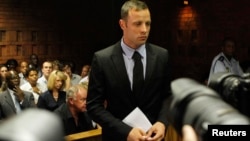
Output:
[[0, 108, 65, 141]]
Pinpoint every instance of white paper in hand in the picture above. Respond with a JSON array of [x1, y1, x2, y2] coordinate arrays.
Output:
[[122, 107, 152, 132]]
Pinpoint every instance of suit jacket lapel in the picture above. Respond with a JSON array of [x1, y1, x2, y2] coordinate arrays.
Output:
[[110, 43, 157, 105], [111, 42, 131, 89], [4, 91, 16, 112], [111, 42, 136, 105], [145, 44, 156, 86]]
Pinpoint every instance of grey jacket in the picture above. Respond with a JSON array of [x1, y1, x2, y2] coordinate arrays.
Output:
[[0, 90, 36, 119]]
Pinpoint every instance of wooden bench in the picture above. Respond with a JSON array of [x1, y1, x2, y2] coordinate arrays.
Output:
[[65, 128, 102, 141]]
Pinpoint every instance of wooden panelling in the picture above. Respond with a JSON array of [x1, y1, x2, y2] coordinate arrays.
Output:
[[1, 0, 250, 79]]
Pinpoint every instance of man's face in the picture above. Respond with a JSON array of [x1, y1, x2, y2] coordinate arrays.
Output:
[[72, 88, 87, 113], [30, 55, 38, 64], [42, 62, 53, 77], [7, 71, 20, 89], [63, 65, 72, 77], [27, 70, 38, 84], [119, 8, 151, 49], [223, 40, 235, 57], [20, 62, 28, 74], [81, 66, 90, 77], [0, 66, 8, 78]]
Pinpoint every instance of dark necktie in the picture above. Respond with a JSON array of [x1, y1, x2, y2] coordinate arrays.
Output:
[[132, 51, 144, 95]]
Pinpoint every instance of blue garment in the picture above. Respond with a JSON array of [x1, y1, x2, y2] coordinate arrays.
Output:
[[37, 90, 66, 111]]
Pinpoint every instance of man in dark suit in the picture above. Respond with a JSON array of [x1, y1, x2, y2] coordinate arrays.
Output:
[[87, 0, 171, 141], [54, 83, 96, 135], [0, 70, 36, 120]]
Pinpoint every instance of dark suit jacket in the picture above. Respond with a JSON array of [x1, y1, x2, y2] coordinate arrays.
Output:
[[87, 41, 171, 141], [37, 90, 66, 111], [54, 103, 95, 135], [0, 90, 36, 119]]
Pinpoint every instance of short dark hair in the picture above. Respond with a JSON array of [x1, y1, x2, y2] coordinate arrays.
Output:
[[222, 37, 236, 47], [24, 67, 38, 78], [5, 59, 18, 70], [121, 0, 149, 20]]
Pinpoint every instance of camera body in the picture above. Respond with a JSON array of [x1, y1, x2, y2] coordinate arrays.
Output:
[[167, 77, 250, 141], [209, 72, 250, 117]]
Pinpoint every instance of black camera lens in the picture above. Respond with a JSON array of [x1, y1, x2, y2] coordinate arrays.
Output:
[[209, 72, 250, 117], [167, 78, 250, 141]]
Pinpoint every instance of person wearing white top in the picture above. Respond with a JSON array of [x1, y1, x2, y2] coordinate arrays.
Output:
[[62, 62, 81, 85], [37, 61, 53, 91], [18, 61, 29, 86], [20, 68, 47, 104], [79, 75, 89, 84], [208, 37, 244, 84]]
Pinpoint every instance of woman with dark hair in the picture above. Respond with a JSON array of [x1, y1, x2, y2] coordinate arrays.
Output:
[[20, 67, 47, 104], [5, 59, 18, 71]]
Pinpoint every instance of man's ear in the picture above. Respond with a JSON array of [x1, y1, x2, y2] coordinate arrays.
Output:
[[119, 19, 126, 30], [68, 98, 74, 105]]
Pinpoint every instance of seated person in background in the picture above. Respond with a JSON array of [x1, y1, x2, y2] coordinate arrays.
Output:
[[28, 54, 42, 77], [52, 59, 63, 71], [62, 61, 81, 86], [52, 60, 72, 90], [20, 68, 47, 105], [208, 37, 244, 84], [54, 83, 96, 135], [0, 64, 8, 92], [0, 70, 36, 119], [79, 65, 91, 84], [37, 61, 53, 91], [37, 70, 67, 111], [5, 58, 18, 71], [0, 64, 8, 78], [80, 65, 91, 78], [18, 61, 29, 86]]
